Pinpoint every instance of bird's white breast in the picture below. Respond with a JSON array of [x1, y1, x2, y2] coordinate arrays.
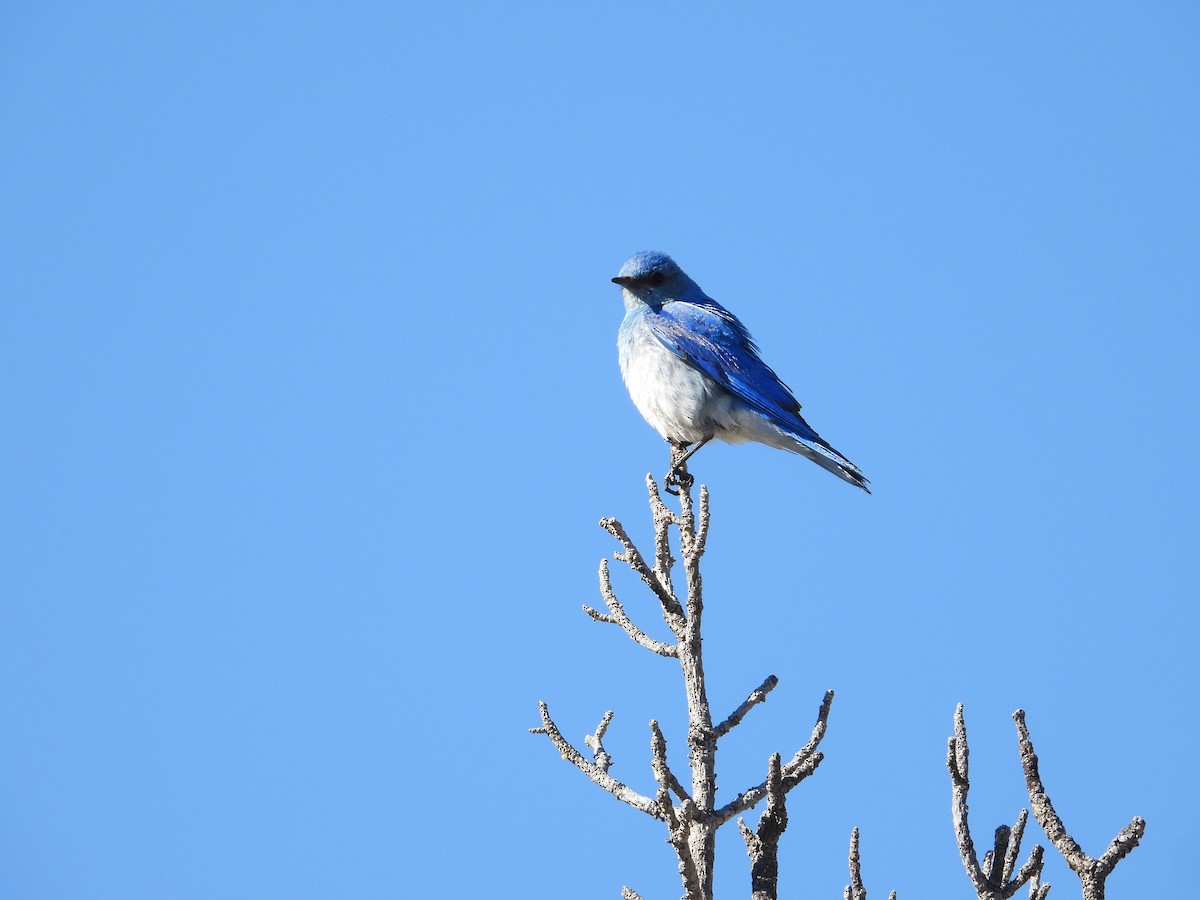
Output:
[[618, 313, 736, 444]]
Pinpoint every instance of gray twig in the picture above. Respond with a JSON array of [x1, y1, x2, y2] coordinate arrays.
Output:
[[583, 559, 679, 658], [715, 674, 779, 739], [948, 705, 1047, 899], [843, 827, 896, 900], [584, 710, 615, 774], [1028, 865, 1051, 900], [715, 690, 833, 824], [1013, 710, 1144, 900], [845, 827, 865, 900], [529, 701, 659, 818], [649, 719, 690, 803], [645, 474, 683, 599], [600, 513, 686, 636]]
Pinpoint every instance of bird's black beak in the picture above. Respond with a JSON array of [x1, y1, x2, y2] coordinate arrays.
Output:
[[612, 276, 634, 287]]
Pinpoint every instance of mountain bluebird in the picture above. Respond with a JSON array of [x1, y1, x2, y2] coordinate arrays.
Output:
[[613, 251, 869, 492]]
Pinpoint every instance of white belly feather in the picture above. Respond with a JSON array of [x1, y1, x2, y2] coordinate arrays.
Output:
[[618, 319, 739, 445]]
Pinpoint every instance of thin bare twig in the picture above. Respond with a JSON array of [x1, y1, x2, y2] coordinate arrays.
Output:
[[843, 827, 895, 900], [583, 559, 679, 658], [715, 690, 833, 824], [645, 474, 683, 596], [529, 701, 659, 818], [715, 675, 779, 739], [1028, 865, 1051, 900], [649, 719, 690, 803], [694, 485, 710, 555], [584, 710, 615, 774], [793, 689, 834, 762], [845, 827, 865, 900], [1014, 709, 1145, 900], [600, 515, 687, 635]]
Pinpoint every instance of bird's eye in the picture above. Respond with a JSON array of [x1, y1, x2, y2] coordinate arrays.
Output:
[[647, 271, 665, 286]]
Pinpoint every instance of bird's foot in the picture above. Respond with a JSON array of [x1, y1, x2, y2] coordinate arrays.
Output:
[[664, 466, 694, 496], [663, 437, 707, 495]]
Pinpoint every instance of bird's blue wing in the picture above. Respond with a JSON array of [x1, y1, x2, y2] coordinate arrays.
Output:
[[647, 299, 825, 445]]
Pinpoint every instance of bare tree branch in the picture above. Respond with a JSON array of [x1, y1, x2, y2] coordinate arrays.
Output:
[[694, 485, 710, 555], [714, 691, 833, 824], [1028, 865, 1051, 900], [738, 753, 787, 900], [650, 719, 703, 900], [645, 474, 684, 593], [715, 674, 779, 739], [600, 514, 687, 635], [845, 827, 865, 900], [1013, 710, 1145, 900], [649, 719, 690, 804], [795, 689, 834, 760], [529, 701, 660, 818], [670, 464, 718, 898], [948, 705, 1047, 900], [843, 827, 895, 900], [1014, 843, 1050, 900], [583, 559, 679, 658], [948, 704, 985, 896], [584, 710, 615, 774], [532, 468, 838, 900]]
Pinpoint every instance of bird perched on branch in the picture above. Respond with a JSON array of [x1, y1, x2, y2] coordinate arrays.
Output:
[[613, 250, 869, 493]]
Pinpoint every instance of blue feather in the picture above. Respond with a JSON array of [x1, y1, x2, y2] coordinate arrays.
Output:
[[647, 299, 825, 446]]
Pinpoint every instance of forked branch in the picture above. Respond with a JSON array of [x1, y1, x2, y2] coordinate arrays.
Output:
[[583, 559, 679, 658], [1013, 710, 1144, 900], [948, 704, 1048, 900], [738, 753, 787, 900], [599, 512, 686, 634], [715, 689, 833, 824], [529, 702, 659, 819]]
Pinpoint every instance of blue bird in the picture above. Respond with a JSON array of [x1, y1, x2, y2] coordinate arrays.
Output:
[[613, 251, 869, 492]]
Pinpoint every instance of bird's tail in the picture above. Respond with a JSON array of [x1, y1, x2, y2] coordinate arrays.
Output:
[[789, 436, 871, 493], [727, 405, 870, 492]]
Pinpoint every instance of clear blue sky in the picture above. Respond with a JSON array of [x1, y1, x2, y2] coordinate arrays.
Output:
[[2, 3, 1196, 897]]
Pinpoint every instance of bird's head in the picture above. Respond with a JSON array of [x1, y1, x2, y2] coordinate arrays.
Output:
[[611, 251, 699, 308]]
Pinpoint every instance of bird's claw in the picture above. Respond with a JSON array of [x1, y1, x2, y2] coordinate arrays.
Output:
[[664, 467, 693, 496]]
